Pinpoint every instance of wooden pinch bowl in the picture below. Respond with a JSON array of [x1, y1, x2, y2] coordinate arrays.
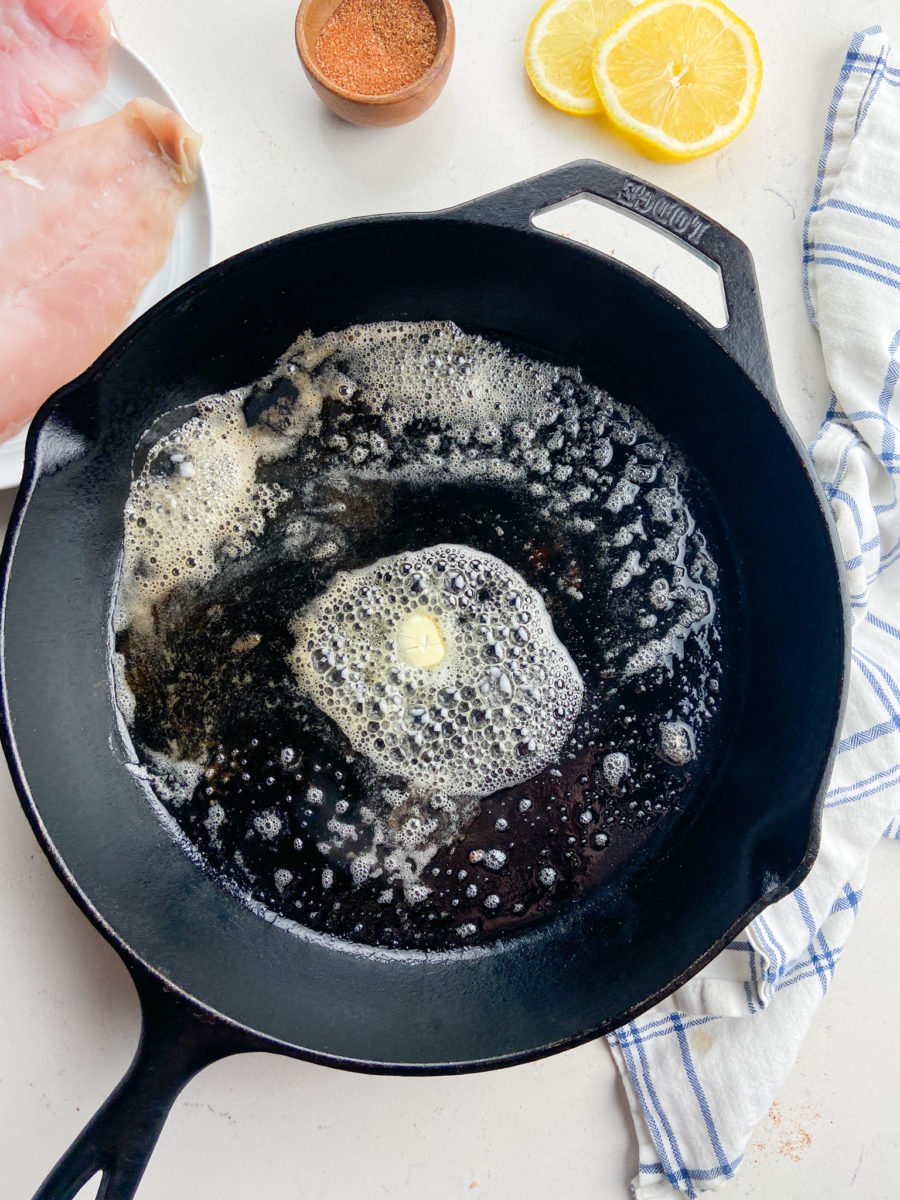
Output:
[[295, 0, 455, 127]]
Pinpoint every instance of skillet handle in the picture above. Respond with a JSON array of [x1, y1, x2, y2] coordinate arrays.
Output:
[[447, 159, 777, 401], [31, 965, 253, 1200]]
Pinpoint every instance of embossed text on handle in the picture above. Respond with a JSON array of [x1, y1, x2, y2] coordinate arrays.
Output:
[[616, 179, 710, 246]]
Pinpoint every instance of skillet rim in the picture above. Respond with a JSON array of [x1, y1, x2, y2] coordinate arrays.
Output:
[[0, 178, 851, 1071]]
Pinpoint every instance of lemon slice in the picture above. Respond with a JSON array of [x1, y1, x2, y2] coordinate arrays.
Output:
[[525, 0, 636, 115], [592, 0, 762, 160]]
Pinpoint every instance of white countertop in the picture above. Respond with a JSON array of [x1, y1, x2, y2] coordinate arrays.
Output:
[[2, 1, 899, 1196]]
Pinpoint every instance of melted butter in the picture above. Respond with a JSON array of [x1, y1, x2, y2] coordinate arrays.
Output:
[[289, 544, 584, 800]]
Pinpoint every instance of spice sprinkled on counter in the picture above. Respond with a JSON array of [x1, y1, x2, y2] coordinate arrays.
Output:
[[315, 0, 438, 95]]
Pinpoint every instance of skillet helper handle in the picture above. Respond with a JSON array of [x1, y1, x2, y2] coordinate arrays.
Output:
[[32, 967, 245, 1200], [449, 159, 777, 401]]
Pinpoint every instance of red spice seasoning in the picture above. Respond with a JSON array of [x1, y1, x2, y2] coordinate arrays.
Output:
[[315, 0, 438, 96]]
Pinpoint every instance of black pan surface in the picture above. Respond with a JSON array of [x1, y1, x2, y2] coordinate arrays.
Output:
[[0, 162, 849, 1198]]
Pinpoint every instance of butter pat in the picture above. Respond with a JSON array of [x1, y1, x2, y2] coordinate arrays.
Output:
[[397, 611, 445, 668]]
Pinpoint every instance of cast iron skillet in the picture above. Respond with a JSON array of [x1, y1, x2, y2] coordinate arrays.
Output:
[[0, 161, 849, 1200]]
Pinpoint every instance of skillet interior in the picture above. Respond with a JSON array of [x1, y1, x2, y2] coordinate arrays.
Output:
[[0, 213, 846, 1069]]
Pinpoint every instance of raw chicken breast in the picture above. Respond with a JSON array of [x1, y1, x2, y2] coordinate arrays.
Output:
[[0, 0, 111, 159], [0, 98, 201, 442]]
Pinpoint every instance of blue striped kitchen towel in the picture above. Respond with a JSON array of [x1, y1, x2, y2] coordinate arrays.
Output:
[[606, 27, 900, 1198]]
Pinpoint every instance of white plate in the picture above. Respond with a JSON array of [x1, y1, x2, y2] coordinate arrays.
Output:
[[0, 40, 215, 491]]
